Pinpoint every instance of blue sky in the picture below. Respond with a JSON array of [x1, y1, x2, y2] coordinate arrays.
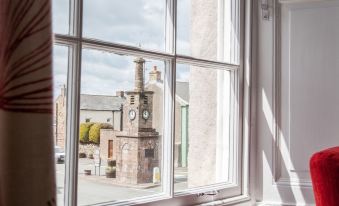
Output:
[[52, 0, 190, 97]]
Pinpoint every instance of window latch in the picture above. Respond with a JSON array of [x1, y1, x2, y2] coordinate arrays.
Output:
[[261, 0, 270, 20], [197, 190, 219, 197]]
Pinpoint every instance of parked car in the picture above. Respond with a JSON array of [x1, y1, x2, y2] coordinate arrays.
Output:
[[55, 146, 65, 164]]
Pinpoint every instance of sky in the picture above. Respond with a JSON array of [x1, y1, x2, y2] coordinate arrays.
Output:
[[52, 0, 191, 97]]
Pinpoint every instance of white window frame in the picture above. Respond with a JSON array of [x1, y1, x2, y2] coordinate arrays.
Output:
[[53, 0, 252, 205]]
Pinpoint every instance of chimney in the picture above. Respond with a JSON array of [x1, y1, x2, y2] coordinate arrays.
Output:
[[116, 91, 124, 97], [149, 66, 161, 82], [134, 57, 145, 92], [60, 84, 66, 96]]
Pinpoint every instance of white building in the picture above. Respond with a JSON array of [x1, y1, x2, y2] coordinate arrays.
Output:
[[54, 89, 124, 147]]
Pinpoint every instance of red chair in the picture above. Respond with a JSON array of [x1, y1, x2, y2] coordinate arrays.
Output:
[[310, 147, 339, 206]]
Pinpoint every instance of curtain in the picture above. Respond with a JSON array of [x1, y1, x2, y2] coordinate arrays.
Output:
[[0, 0, 55, 205]]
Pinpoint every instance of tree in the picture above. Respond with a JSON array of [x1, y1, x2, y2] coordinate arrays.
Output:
[[89, 123, 113, 144], [79, 122, 94, 143]]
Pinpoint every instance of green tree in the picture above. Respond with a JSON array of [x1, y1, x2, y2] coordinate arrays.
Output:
[[79, 122, 94, 143], [89, 123, 113, 144]]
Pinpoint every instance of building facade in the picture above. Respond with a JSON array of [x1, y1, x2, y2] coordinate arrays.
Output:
[[54, 89, 125, 148]]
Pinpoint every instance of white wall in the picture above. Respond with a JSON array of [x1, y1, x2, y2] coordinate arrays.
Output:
[[256, 0, 339, 205], [188, 0, 219, 187], [79, 110, 121, 130]]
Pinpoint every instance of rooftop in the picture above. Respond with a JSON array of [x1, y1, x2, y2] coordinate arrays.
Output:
[[80, 94, 125, 111]]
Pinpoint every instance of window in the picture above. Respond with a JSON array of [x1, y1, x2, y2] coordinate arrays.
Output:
[[52, 0, 249, 205]]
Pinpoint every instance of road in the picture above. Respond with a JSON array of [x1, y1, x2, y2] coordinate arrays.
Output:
[[56, 158, 187, 206]]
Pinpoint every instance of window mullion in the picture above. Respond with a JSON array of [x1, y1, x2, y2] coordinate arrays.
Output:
[[162, 59, 176, 198], [165, 0, 177, 55], [64, 0, 83, 206], [164, 0, 176, 198]]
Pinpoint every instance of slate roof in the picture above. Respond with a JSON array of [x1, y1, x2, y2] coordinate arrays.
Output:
[[79, 81, 189, 111], [80, 94, 125, 111]]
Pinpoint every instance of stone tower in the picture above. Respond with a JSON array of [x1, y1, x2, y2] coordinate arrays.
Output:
[[116, 57, 160, 185]]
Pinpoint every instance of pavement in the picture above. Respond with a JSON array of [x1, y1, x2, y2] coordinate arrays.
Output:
[[56, 158, 188, 206]]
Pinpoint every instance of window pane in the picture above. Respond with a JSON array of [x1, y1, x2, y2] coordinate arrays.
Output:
[[83, 0, 166, 51], [177, 0, 231, 62], [178, 0, 219, 60], [52, 0, 69, 34], [53, 45, 69, 206], [174, 63, 232, 192], [177, 0, 191, 56], [77, 49, 165, 205]]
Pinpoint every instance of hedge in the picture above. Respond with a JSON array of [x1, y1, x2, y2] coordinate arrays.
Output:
[[88, 123, 113, 144], [79, 122, 94, 143]]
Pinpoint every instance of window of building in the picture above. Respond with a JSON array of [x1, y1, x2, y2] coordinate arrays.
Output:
[[52, 0, 250, 205]]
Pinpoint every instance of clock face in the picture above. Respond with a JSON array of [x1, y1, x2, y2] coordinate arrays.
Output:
[[142, 109, 150, 120], [128, 109, 136, 120]]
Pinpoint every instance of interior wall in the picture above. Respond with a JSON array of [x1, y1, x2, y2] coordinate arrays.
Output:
[[255, 0, 339, 205]]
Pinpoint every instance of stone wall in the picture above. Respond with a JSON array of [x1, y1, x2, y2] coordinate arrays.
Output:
[[55, 92, 66, 148], [188, 0, 218, 187], [79, 143, 100, 157], [137, 137, 160, 183], [99, 129, 117, 162], [116, 137, 139, 184], [115, 136, 160, 184]]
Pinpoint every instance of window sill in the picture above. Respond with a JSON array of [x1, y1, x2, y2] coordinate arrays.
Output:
[[199, 194, 251, 206]]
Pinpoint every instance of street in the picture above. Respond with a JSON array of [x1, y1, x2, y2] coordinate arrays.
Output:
[[56, 158, 187, 206]]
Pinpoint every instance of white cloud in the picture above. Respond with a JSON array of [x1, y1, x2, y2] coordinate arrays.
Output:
[[177, 39, 191, 55], [177, 64, 190, 82], [52, 46, 68, 98], [52, 0, 69, 34], [52, 0, 190, 98], [177, 0, 191, 55], [80, 49, 165, 95], [82, 0, 166, 51]]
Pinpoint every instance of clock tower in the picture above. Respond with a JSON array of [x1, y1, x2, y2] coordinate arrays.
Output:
[[116, 57, 160, 185]]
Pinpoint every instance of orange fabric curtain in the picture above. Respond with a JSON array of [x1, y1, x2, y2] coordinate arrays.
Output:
[[0, 0, 56, 205]]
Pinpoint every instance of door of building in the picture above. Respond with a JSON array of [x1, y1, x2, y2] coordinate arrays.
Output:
[[108, 140, 113, 159]]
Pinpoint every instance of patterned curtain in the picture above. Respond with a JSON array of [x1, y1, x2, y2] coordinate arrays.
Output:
[[0, 0, 55, 205]]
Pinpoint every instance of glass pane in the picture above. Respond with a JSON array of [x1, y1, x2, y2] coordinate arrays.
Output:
[[177, 0, 191, 56], [83, 0, 166, 51], [178, 0, 219, 60], [174, 63, 232, 192], [53, 45, 69, 206], [77, 49, 165, 205], [52, 0, 69, 34], [177, 0, 239, 62]]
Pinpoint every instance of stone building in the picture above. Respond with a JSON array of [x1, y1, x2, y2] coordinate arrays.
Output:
[[55, 65, 189, 176], [100, 58, 160, 184], [54, 88, 125, 148], [145, 71, 189, 168], [55, 87, 67, 147], [99, 66, 190, 169]]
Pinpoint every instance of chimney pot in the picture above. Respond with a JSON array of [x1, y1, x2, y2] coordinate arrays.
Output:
[[149, 66, 161, 82], [116, 91, 124, 97], [61, 85, 66, 96]]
